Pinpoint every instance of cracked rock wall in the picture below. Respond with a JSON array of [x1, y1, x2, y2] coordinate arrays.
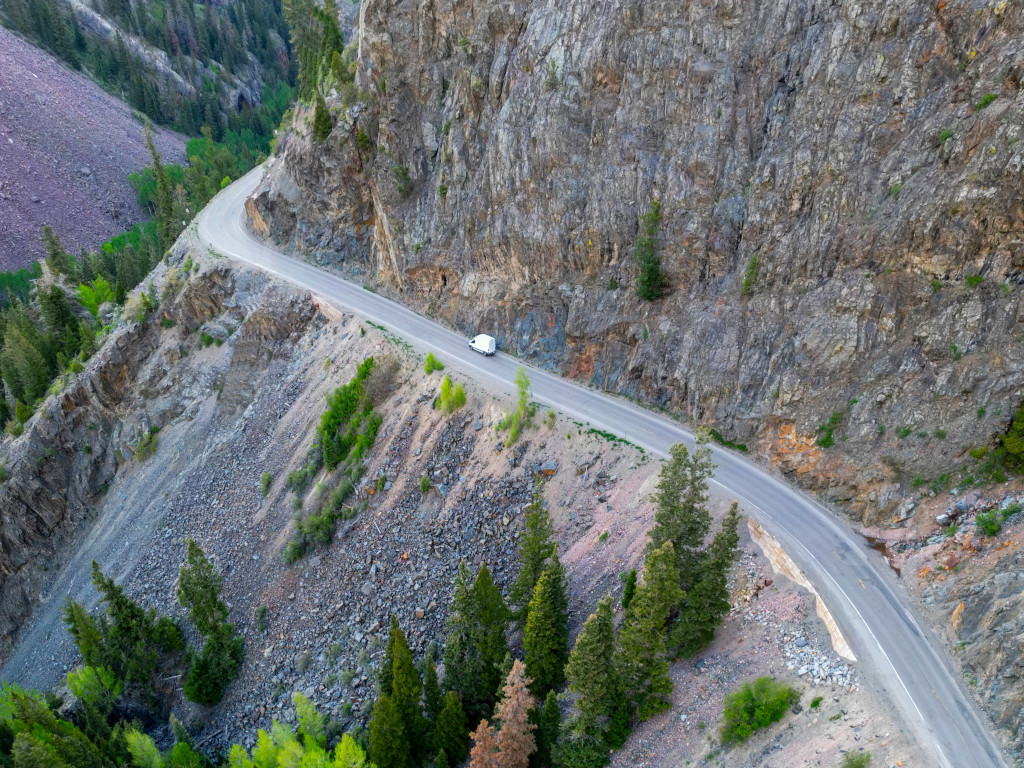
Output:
[[253, 0, 1024, 523]]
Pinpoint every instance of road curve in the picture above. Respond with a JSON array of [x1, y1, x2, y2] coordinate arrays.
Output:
[[199, 166, 1006, 768]]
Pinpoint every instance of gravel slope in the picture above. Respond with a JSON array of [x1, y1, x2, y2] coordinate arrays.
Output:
[[0, 27, 186, 269]]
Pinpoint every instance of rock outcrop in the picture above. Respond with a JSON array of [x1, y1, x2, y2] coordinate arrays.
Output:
[[0, 251, 315, 659], [253, 0, 1024, 525]]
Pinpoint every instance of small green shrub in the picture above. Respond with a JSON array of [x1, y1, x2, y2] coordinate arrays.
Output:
[[888, 183, 902, 197], [976, 93, 997, 111], [260, 471, 273, 496], [282, 540, 305, 564], [499, 367, 535, 444], [326, 642, 344, 664], [966, 274, 983, 288], [161, 316, 176, 328], [419, 475, 432, 494], [816, 412, 843, 448], [14, 401, 32, 424], [598, 530, 609, 542], [439, 376, 467, 413], [256, 606, 268, 632], [951, 344, 962, 361], [977, 406, 987, 419], [931, 278, 942, 293], [200, 332, 215, 347], [934, 428, 947, 439], [393, 164, 413, 197], [720, 677, 799, 744], [424, 352, 444, 373], [355, 129, 373, 153], [810, 696, 823, 709], [544, 59, 559, 90], [976, 510, 1003, 536], [897, 427, 912, 439], [135, 431, 158, 461], [937, 128, 954, 144]]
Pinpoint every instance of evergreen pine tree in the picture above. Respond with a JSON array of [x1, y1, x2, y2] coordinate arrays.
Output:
[[79, 322, 97, 359], [492, 660, 536, 768], [424, 656, 444, 725], [618, 542, 681, 720], [145, 124, 174, 253], [0, 323, 51, 403], [621, 570, 637, 611], [669, 502, 741, 658], [176, 539, 228, 636], [648, 434, 714, 593], [532, 691, 560, 768], [472, 563, 511, 719], [509, 483, 556, 625], [177, 540, 243, 706], [523, 555, 569, 698], [444, 561, 485, 723], [61, 600, 105, 668], [312, 92, 332, 141], [390, 619, 428, 762], [369, 694, 409, 768], [378, 613, 400, 696], [564, 596, 620, 742], [433, 691, 469, 764], [634, 199, 665, 301], [436, 749, 450, 768], [42, 226, 74, 278]]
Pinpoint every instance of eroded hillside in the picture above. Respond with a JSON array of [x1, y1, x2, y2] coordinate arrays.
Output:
[[0, 240, 923, 766], [0, 25, 186, 266], [252, 0, 1024, 529]]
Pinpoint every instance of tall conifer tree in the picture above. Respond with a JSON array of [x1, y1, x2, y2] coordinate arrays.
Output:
[[523, 555, 569, 698]]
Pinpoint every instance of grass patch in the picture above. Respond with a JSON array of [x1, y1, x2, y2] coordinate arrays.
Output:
[[366, 321, 412, 351], [576, 423, 645, 453], [742, 255, 758, 296], [843, 752, 871, 768], [709, 428, 748, 452]]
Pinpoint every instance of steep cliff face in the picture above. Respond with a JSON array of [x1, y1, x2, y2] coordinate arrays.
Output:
[[253, 0, 1024, 524]]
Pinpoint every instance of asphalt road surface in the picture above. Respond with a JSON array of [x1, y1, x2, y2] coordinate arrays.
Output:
[[198, 166, 1007, 768]]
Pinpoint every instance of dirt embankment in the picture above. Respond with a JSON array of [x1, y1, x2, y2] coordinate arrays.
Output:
[[0, 26, 186, 268]]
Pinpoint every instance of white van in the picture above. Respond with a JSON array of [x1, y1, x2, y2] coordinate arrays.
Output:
[[469, 334, 496, 356]]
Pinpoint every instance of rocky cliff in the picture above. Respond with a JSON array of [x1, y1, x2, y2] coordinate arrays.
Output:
[[252, 0, 1024, 526], [0, 247, 315, 659]]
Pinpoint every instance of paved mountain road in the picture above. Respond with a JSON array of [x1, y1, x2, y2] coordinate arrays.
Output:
[[198, 167, 1007, 768]]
